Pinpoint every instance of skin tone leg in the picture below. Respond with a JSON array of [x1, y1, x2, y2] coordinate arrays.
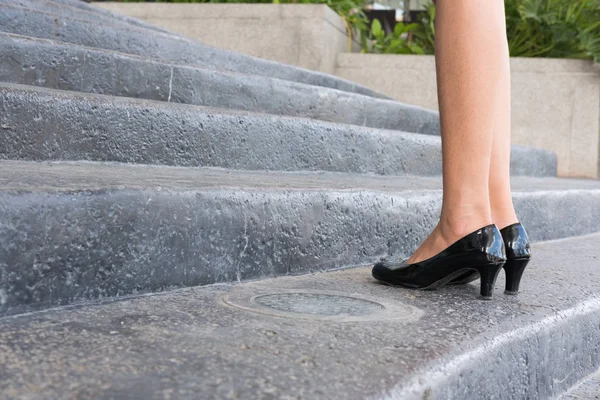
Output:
[[407, 0, 511, 263], [488, 15, 519, 230]]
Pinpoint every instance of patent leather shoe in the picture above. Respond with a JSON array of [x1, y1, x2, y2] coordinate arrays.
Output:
[[448, 222, 531, 294], [500, 222, 531, 294], [372, 224, 506, 299]]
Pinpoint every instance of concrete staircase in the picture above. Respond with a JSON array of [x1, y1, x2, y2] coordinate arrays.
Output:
[[0, 0, 386, 97], [1, 0, 600, 398]]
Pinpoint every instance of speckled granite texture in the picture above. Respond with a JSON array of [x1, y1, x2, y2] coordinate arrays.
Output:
[[561, 369, 600, 400], [0, 36, 437, 135], [1, 161, 599, 316], [0, 83, 555, 176], [0, 1, 597, 397], [0, 1, 386, 98], [1, 234, 600, 399]]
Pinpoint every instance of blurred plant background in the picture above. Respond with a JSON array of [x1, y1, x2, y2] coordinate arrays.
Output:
[[111, 0, 600, 61], [506, 0, 600, 62]]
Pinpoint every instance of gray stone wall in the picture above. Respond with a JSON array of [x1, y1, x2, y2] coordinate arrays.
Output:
[[337, 54, 600, 179], [94, 3, 358, 75]]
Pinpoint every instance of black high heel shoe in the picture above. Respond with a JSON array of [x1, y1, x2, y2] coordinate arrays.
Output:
[[448, 222, 531, 294], [371, 224, 506, 299], [501, 222, 531, 294]]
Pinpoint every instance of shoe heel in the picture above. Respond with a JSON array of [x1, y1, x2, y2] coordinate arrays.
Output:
[[504, 258, 530, 295], [475, 263, 504, 300]]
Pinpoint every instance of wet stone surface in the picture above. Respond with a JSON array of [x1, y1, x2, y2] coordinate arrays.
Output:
[[253, 293, 385, 316]]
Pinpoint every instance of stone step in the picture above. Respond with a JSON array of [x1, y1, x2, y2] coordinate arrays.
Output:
[[0, 32, 440, 135], [560, 369, 600, 399], [1, 160, 598, 316], [5, 0, 173, 35], [0, 83, 556, 177], [0, 3, 387, 98], [1, 232, 599, 399]]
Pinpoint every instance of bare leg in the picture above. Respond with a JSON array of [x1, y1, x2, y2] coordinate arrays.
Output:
[[407, 0, 507, 263], [488, 9, 519, 230]]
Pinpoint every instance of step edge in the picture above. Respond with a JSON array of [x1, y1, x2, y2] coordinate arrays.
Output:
[[381, 296, 600, 400]]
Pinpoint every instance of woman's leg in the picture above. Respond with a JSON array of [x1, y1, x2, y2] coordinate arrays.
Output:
[[488, 12, 519, 230], [407, 0, 508, 263]]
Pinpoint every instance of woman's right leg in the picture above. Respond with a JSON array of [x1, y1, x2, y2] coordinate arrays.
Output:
[[407, 0, 508, 264], [487, 3, 519, 230]]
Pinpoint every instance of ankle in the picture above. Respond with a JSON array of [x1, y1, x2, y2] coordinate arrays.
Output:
[[491, 204, 518, 230], [493, 213, 519, 230], [438, 207, 493, 240], [489, 187, 518, 229]]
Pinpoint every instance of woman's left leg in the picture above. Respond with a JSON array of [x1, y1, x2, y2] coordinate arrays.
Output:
[[405, 0, 507, 265], [488, 6, 519, 230]]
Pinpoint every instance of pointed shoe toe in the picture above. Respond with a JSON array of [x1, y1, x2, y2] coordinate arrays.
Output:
[[371, 259, 422, 288], [371, 259, 391, 281]]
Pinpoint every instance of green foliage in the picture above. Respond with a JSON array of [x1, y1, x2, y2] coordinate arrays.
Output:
[[363, 2, 435, 55], [322, 0, 370, 52], [368, 19, 425, 54], [365, 0, 600, 59], [505, 0, 600, 62], [411, 2, 436, 54]]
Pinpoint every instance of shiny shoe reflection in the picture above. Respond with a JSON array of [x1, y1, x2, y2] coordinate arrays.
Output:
[[448, 222, 531, 294], [371, 224, 506, 299], [501, 222, 531, 294]]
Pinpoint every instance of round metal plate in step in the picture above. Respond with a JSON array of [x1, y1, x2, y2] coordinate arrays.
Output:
[[254, 292, 384, 316], [222, 289, 422, 323]]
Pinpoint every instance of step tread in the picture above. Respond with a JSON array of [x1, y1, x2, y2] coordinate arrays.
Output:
[[0, 33, 439, 135], [0, 160, 597, 193], [2, 233, 600, 399]]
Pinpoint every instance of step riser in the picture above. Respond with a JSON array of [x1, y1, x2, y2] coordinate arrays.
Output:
[[0, 4, 387, 99], [0, 33, 440, 135], [0, 84, 443, 175], [2, 187, 599, 316], [0, 84, 557, 176]]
